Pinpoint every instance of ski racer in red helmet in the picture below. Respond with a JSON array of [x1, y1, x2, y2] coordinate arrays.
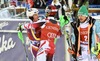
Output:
[[36, 5, 62, 61]]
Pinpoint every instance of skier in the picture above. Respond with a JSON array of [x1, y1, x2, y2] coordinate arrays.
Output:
[[18, 5, 62, 61], [36, 5, 62, 61], [17, 8, 43, 61], [68, 5, 100, 61]]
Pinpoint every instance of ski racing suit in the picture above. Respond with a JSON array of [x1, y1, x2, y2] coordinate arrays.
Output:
[[36, 17, 61, 61], [22, 21, 45, 59]]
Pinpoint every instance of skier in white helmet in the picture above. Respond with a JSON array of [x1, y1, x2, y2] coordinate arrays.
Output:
[[18, 8, 43, 61], [26, 8, 39, 22]]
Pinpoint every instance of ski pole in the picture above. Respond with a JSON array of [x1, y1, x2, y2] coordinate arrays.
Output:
[[18, 31, 29, 61]]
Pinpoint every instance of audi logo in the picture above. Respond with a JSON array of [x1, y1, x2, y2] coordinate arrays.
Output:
[[47, 32, 57, 38]]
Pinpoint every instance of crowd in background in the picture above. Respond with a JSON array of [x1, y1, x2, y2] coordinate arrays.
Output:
[[0, 0, 100, 9], [0, 0, 100, 19]]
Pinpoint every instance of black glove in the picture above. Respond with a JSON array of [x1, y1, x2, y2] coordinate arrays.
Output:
[[64, 15, 68, 20], [17, 24, 24, 32], [54, 5, 60, 9]]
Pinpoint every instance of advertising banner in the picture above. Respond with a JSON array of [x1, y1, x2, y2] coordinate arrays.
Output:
[[0, 20, 33, 61], [0, 19, 65, 61]]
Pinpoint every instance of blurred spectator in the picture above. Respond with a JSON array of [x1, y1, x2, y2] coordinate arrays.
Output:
[[60, 0, 68, 16], [16, 0, 30, 9], [89, 0, 100, 5], [17, 0, 23, 6], [51, 0, 62, 20], [21, 1, 30, 10], [46, 0, 53, 6], [26, 0, 34, 8], [10, 0, 17, 6], [34, 0, 46, 9], [78, 0, 88, 7], [72, 0, 88, 8]]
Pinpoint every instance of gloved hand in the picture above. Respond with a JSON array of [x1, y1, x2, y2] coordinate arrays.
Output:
[[64, 15, 68, 20], [17, 24, 24, 32], [59, 15, 69, 28], [97, 53, 100, 59], [54, 5, 60, 9], [68, 48, 75, 55], [64, 15, 69, 25]]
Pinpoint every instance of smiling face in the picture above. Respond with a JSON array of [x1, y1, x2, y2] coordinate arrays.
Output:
[[78, 15, 87, 23], [77, 5, 88, 23], [32, 14, 39, 22]]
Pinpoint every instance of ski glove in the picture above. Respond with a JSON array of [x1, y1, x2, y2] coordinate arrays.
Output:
[[68, 48, 75, 55], [54, 5, 60, 9], [97, 53, 100, 59], [17, 24, 24, 32], [59, 15, 69, 28]]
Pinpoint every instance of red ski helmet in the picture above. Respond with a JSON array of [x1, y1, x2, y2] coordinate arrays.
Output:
[[45, 5, 57, 16]]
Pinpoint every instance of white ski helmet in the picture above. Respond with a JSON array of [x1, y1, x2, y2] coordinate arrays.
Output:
[[26, 8, 39, 17]]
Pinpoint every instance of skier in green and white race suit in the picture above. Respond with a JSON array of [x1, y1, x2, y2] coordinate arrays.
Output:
[[68, 5, 100, 61]]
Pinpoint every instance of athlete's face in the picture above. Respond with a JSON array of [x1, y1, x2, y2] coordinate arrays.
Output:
[[33, 14, 39, 22], [78, 15, 87, 23]]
